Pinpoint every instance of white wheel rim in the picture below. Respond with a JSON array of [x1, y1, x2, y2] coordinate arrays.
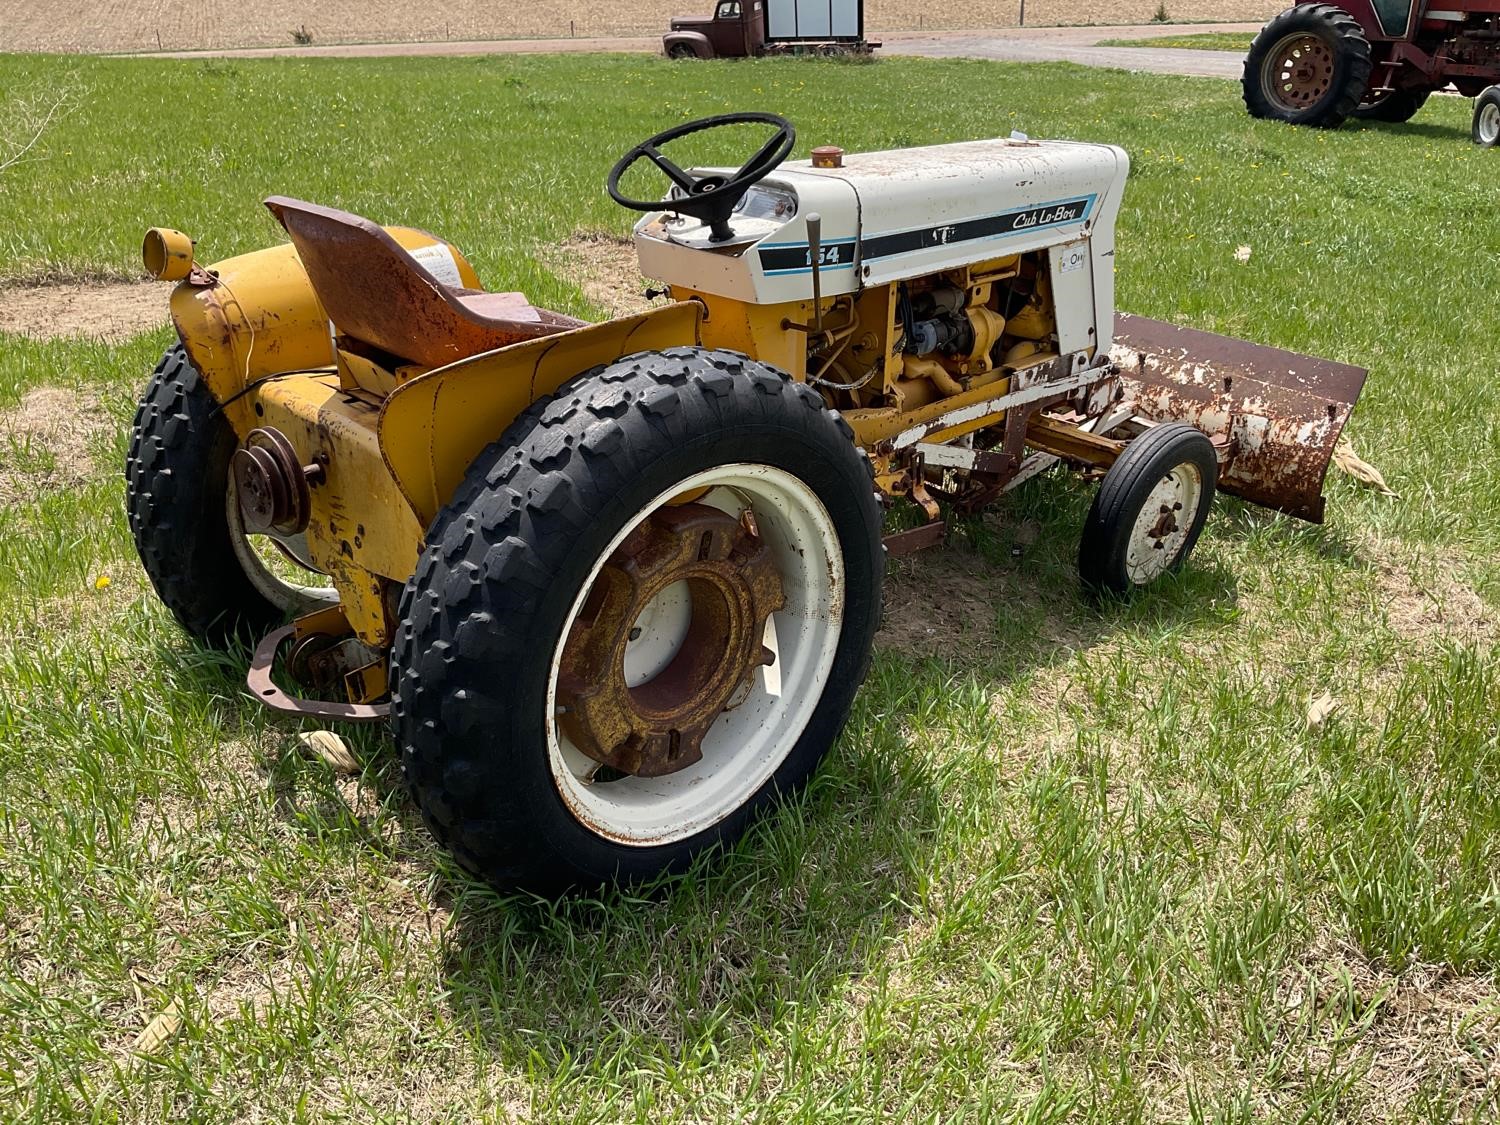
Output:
[[1480, 102, 1500, 143], [1124, 462, 1203, 585], [225, 478, 339, 614], [546, 463, 844, 846]]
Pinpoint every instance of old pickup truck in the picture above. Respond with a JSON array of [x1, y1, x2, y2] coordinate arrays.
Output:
[[664, 0, 879, 58]]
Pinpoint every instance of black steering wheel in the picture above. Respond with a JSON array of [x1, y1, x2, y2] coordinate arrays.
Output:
[[607, 112, 796, 243]]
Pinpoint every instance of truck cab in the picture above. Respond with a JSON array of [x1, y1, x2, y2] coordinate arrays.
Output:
[[665, 0, 766, 58]]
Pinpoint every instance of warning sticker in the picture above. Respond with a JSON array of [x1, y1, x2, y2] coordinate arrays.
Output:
[[408, 242, 463, 288]]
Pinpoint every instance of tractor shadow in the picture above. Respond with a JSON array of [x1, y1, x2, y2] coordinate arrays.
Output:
[[415, 502, 1242, 1069], [239, 486, 1243, 1070], [877, 497, 1242, 667], [1207, 494, 1370, 567], [427, 690, 946, 1072], [1347, 119, 1472, 143]]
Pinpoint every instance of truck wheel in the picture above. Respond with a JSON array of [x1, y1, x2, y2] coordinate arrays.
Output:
[[1474, 87, 1500, 146], [392, 348, 884, 892], [1078, 423, 1218, 597], [1351, 88, 1429, 123], [126, 345, 335, 646], [1243, 4, 1372, 128], [667, 43, 696, 59]]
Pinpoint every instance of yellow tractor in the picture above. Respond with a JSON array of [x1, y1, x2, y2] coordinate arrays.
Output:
[[128, 114, 1365, 890]]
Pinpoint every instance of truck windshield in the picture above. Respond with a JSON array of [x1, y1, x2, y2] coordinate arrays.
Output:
[[716, 1, 740, 18]]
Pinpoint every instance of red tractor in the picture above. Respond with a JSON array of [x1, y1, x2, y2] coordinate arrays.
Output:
[[1244, 2, 1500, 141]]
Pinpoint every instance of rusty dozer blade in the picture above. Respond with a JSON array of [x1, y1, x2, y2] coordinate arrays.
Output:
[[1111, 313, 1368, 523]]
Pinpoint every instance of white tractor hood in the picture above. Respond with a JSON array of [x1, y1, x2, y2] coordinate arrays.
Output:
[[633, 135, 1130, 305]]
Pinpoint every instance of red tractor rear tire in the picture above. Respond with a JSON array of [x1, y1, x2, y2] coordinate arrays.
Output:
[[1351, 88, 1429, 124], [1243, 4, 1372, 128]]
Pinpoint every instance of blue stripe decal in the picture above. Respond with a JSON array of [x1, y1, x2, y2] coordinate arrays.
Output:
[[756, 194, 1096, 278]]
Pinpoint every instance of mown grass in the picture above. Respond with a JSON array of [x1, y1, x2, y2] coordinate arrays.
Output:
[[0, 52, 1496, 1122], [1099, 33, 1256, 51]]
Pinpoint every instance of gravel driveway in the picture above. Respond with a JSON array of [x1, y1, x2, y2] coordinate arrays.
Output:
[[137, 22, 1264, 78], [881, 23, 1260, 78]]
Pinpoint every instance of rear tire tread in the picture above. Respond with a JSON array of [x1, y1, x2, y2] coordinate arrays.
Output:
[[391, 347, 882, 892], [1243, 3, 1373, 128], [126, 345, 281, 645]]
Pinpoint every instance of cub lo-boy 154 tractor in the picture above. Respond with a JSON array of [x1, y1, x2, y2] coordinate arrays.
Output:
[[128, 114, 1366, 891], [1245, 1, 1500, 138]]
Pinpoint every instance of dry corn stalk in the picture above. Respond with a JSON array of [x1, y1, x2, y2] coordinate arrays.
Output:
[[1332, 437, 1397, 497], [298, 729, 360, 775], [133, 998, 184, 1055]]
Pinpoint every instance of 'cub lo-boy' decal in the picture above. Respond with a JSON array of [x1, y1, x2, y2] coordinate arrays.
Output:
[[758, 195, 1095, 276]]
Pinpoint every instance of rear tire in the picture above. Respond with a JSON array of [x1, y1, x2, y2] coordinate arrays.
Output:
[[1352, 88, 1429, 123], [1078, 423, 1218, 597], [1243, 4, 1372, 128], [126, 346, 286, 645], [392, 347, 884, 893], [1474, 87, 1500, 146]]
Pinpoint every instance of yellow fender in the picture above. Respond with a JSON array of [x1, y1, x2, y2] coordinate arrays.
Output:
[[167, 229, 483, 406], [379, 302, 703, 527]]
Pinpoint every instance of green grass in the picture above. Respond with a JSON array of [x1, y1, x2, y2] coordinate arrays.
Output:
[[1, 52, 1498, 1121], [1098, 32, 1255, 51]]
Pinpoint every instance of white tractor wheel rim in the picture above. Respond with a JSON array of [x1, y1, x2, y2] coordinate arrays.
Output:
[[1480, 102, 1500, 143], [546, 463, 844, 846], [1124, 462, 1203, 585], [225, 478, 339, 614]]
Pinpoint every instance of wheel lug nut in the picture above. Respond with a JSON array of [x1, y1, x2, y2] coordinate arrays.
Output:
[[628, 626, 643, 642]]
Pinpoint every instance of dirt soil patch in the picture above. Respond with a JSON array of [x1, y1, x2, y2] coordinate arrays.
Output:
[[542, 232, 667, 319], [0, 386, 112, 504], [0, 280, 167, 343], [879, 547, 1009, 657], [1374, 551, 1498, 649], [877, 529, 1086, 661]]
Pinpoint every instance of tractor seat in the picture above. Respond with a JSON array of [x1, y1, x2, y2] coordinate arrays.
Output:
[[264, 196, 586, 369]]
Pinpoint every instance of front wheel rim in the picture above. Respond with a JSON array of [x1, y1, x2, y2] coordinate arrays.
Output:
[[1480, 102, 1500, 143], [546, 463, 844, 846], [1124, 463, 1203, 585]]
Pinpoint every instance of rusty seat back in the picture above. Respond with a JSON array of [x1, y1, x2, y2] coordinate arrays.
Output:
[[264, 196, 584, 369]]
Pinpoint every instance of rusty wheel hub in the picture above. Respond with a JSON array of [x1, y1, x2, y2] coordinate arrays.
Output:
[[231, 427, 316, 536], [1265, 33, 1335, 110], [556, 502, 786, 779]]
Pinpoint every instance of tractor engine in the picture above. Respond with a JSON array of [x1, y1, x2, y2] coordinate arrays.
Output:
[[887, 262, 1054, 413]]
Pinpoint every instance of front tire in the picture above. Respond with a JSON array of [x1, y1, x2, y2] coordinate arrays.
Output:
[[1474, 87, 1500, 147], [1078, 423, 1218, 597], [392, 348, 884, 893], [1243, 4, 1372, 128]]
